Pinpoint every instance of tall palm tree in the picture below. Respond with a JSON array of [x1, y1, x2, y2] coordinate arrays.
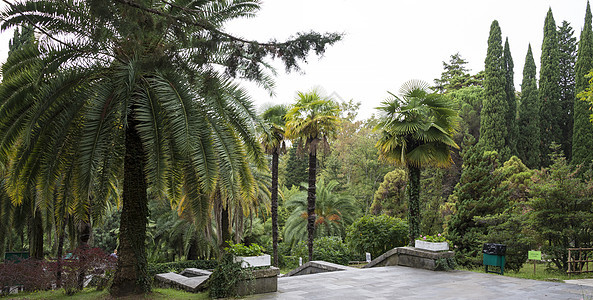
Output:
[[283, 179, 357, 247], [375, 80, 459, 245], [260, 104, 288, 267], [1, 1, 340, 296], [285, 90, 341, 261]]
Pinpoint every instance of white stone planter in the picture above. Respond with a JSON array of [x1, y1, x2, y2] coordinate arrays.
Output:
[[415, 240, 449, 251], [234, 254, 271, 268]]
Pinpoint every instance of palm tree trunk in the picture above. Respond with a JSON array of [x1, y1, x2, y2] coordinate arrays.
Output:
[[77, 218, 91, 290], [28, 208, 44, 260], [271, 150, 279, 267], [407, 166, 421, 246], [110, 116, 150, 297], [307, 148, 317, 262], [221, 205, 231, 249], [56, 223, 65, 288], [187, 237, 198, 260]]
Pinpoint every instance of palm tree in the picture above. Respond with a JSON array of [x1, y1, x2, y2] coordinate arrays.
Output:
[[260, 104, 288, 267], [1, 1, 340, 296], [375, 80, 459, 245], [283, 179, 357, 247], [285, 90, 341, 261]]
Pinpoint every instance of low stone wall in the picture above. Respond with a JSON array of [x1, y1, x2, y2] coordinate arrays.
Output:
[[284, 261, 357, 277], [155, 266, 280, 296], [236, 267, 280, 296], [364, 247, 455, 271]]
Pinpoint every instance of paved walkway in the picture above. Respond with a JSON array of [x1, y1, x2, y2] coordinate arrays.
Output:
[[250, 266, 593, 300]]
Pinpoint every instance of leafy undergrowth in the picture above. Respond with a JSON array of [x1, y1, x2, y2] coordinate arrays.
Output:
[[2, 288, 208, 299], [460, 262, 593, 282]]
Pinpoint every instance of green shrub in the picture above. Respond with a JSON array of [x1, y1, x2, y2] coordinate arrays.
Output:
[[291, 236, 354, 265], [225, 242, 264, 256], [147, 260, 218, 278], [346, 215, 408, 259], [208, 254, 254, 298]]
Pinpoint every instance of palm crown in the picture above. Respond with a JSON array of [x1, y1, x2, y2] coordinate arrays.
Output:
[[375, 80, 460, 168]]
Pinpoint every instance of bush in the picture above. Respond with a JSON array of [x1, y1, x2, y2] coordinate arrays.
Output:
[[0, 258, 52, 294], [208, 254, 254, 298], [57, 247, 116, 295], [147, 260, 218, 278], [291, 236, 354, 265], [225, 242, 264, 256], [0, 247, 116, 296], [346, 215, 408, 259]]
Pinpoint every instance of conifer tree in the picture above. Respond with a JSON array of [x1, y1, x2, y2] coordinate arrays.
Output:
[[479, 20, 510, 159], [517, 45, 541, 169], [503, 38, 518, 156], [448, 142, 508, 267], [573, 1, 593, 167], [539, 8, 561, 166], [558, 21, 577, 160], [284, 142, 309, 190]]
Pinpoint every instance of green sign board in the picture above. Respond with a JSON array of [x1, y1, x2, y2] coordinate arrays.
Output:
[[528, 251, 542, 260]]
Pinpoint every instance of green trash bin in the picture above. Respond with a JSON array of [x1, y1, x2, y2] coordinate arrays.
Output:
[[483, 243, 506, 275]]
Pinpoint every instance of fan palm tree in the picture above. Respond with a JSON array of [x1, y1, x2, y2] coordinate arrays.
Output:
[[260, 104, 288, 267], [285, 91, 341, 261], [284, 179, 357, 247], [375, 80, 459, 245], [1, 1, 340, 296]]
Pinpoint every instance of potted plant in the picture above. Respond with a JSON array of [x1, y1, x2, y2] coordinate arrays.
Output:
[[225, 242, 271, 268], [414, 234, 450, 251]]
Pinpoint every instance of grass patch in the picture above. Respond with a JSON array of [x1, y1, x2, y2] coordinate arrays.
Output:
[[459, 262, 593, 282], [2, 288, 208, 299]]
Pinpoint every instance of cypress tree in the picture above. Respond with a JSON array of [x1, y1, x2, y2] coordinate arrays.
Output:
[[479, 20, 510, 159], [8, 24, 35, 55], [284, 142, 309, 189], [517, 45, 541, 169], [558, 21, 577, 161], [539, 8, 561, 166], [503, 38, 518, 156], [572, 1, 593, 167]]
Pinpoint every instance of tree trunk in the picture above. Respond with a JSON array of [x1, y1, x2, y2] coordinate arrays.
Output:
[[407, 166, 421, 246], [77, 220, 91, 290], [187, 237, 198, 260], [110, 116, 150, 297], [221, 205, 231, 249], [28, 208, 44, 260], [307, 148, 317, 262], [271, 150, 279, 267], [56, 226, 65, 288]]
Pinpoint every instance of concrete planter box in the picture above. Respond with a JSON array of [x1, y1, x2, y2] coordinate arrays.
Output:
[[415, 240, 449, 251], [234, 254, 271, 268]]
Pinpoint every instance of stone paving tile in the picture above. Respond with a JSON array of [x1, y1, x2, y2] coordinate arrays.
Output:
[[250, 266, 593, 300]]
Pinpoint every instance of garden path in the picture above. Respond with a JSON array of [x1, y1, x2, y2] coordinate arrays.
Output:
[[251, 266, 593, 299]]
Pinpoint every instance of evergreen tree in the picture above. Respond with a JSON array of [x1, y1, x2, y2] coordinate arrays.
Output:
[[573, 1, 593, 167], [434, 53, 484, 93], [558, 21, 577, 161], [517, 45, 541, 169], [284, 142, 309, 190], [7, 24, 34, 55], [503, 38, 518, 156], [479, 20, 510, 159], [539, 8, 561, 166], [447, 143, 508, 267]]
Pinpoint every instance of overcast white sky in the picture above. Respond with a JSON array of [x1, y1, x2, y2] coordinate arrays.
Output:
[[0, 1, 588, 119]]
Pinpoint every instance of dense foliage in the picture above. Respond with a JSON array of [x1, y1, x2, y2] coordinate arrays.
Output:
[[292, 236, 355, 265], [517, 45, 541, 169], [346, 215, 408, 259], [573, 2, 593, 167], [479, 20, 511, 159], [539, 8, 562, 166]]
